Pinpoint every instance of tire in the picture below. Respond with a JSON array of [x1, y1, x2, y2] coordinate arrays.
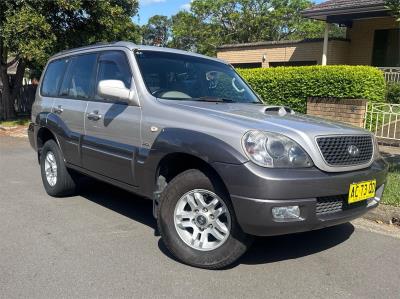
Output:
[[157, 169, 253, 269], [40, 139, 78, 197]]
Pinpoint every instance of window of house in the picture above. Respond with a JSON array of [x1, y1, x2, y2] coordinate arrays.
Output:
[[41, 59, 67, 97], [231, 62, 262, 69], [269, 61, 317, 67], [372, 29, 400, 67], [59, 53, 97, 99]]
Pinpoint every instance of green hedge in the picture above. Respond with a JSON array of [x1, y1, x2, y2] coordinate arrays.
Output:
[[238, 66, 386, 113], [386, 82, 400, 104]]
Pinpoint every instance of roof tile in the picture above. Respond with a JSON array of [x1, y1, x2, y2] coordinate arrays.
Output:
[[304, 0, 385, 13]]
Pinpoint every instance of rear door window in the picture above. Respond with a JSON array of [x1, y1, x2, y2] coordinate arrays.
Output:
[[41, 59, 67, 97], [59, 53, 98, 99]]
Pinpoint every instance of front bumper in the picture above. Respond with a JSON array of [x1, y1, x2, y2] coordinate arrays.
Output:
[[213, 159, 388, 236]]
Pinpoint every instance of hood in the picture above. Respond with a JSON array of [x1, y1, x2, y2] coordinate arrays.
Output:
[[155, 99, 374, 173], [160, 100, 369, 137]]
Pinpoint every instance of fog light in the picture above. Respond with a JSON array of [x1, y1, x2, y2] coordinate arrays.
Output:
[[272, 206, 301, 220]]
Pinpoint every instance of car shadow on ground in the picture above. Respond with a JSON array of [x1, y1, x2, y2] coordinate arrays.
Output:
[[78, 177, 354, 269]]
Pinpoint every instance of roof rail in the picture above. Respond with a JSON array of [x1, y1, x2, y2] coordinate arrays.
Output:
[[52, 41, 136, 58]]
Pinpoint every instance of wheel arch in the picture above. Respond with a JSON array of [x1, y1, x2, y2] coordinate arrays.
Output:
[[155, 152, 230, 197], [145, 128, 247, 200], [36, 127, 61, 162]]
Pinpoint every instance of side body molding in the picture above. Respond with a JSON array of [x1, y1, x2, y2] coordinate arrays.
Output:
[[135, 128, 248, 198]]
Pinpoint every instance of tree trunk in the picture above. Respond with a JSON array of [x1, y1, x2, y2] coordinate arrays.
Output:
[[0, 66, 11, 121], [0, 59, 25, 120], [0, 36, 26, 121], [10, 59, 26, 118]]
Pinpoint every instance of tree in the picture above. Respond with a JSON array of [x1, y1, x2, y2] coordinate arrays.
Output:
[[385, 0, 400, 22], [142, 15, 171, 46], [0, 0, 140, 120], [168, 0, 344, 56], [169, 11, 219, 55]]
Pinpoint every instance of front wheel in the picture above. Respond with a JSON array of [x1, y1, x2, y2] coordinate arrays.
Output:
[[157, 169, 252, 269]]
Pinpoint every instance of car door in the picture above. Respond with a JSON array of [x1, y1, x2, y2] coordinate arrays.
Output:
[[53, 53, 97, 166], [82, 50, 141, 186]]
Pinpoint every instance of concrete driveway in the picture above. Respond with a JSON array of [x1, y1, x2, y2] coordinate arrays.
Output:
[[0, 136, 399, 298]]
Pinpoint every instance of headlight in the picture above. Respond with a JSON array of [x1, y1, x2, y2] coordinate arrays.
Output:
[[372, 135, 381, 160], [242, 130, 313, 168]]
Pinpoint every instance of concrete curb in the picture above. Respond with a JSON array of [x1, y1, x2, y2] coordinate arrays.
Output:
[[363, 204, 400, 226], [0, 125, 18, 131]]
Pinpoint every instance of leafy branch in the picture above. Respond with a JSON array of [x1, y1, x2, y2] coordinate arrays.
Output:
[[385, 0, 400, 22]]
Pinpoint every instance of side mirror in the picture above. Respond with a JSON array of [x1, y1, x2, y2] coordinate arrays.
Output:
[[97, 80, 136, 105]]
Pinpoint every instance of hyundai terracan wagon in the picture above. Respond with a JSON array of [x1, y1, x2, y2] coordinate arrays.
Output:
[[29, 42, 388, 269]]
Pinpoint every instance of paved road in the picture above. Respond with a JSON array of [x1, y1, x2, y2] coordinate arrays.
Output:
[[1, 136, 399, 299]]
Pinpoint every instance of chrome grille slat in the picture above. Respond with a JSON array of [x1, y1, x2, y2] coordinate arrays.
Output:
[[316, 195, 345, 215], [316, 194, 369, 216], [316, 135, 373, 166]]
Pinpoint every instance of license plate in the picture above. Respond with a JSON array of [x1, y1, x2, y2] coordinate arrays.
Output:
[[348, 180, 376, 204]]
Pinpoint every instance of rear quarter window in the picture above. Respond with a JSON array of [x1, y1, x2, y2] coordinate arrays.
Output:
[[41, 59, 67, 97]]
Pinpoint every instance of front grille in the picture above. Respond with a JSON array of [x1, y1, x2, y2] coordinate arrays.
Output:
[[316, 195, 368, 216], [316, 135, 373, 166]]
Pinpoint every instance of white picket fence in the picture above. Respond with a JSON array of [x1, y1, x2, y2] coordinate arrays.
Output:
[[365, 103, 400, 142], [379, 67, 400, 83]]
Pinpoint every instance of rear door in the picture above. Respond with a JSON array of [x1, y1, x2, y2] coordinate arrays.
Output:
[[52, 53, 97, 166], [82, 50, 141, 186]]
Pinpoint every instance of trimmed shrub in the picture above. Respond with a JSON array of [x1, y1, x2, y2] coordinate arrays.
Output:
[[238, 66, 386, 113], [386, 82, 400, 104]]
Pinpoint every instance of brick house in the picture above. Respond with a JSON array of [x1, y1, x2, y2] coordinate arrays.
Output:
[[217, 0, 399, 69]]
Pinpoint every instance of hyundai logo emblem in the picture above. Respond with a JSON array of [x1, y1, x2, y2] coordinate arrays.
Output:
[[196, 215, 207, 226], [347, 145, 360, 157]]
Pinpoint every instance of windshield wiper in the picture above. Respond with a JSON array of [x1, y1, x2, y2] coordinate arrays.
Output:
[[195, 96, 236, 103]]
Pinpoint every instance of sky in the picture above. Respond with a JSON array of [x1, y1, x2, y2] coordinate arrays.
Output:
[[136, 0, 325, 25], [136, 0, 191, 25]]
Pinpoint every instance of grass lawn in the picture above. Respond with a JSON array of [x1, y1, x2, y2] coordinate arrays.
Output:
[[0, 118, 30, 127], [381, 159, 400, 207]]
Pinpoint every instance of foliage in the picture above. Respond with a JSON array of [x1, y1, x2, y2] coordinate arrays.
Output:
[[386, 82, 400, 104], [385, 0, 400, 22], [169, 11, 218, 55], [238, 66, 386, 113], [0, 118, 30, 127], [382, 155, 400, 207], [142, 15, 170, 47], [168, 0, 345, 56], [0, 0, 140, 120]]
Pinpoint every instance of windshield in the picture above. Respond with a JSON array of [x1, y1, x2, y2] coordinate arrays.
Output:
[[135, 50, 261, 104]]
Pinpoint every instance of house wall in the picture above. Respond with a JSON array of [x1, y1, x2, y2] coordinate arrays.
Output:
[[266, 42, 323, 66], [327, 40, 350, 65], [217, 40, 350, 67], [347, 16, 398, 65]]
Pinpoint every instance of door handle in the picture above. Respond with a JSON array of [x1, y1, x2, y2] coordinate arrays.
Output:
[[87, 110, 102, 121], [54, 105, 63, 114]]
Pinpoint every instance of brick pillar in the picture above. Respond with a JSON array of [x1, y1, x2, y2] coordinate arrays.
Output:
[[307, 98, 368, 128]]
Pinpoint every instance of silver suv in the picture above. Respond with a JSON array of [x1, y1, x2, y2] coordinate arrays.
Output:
[[28, 42, 388, 269]]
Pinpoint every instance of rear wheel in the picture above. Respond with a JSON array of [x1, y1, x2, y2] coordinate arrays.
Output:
[[40, 139, 78, 196], [157, 169, 252, 269]]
